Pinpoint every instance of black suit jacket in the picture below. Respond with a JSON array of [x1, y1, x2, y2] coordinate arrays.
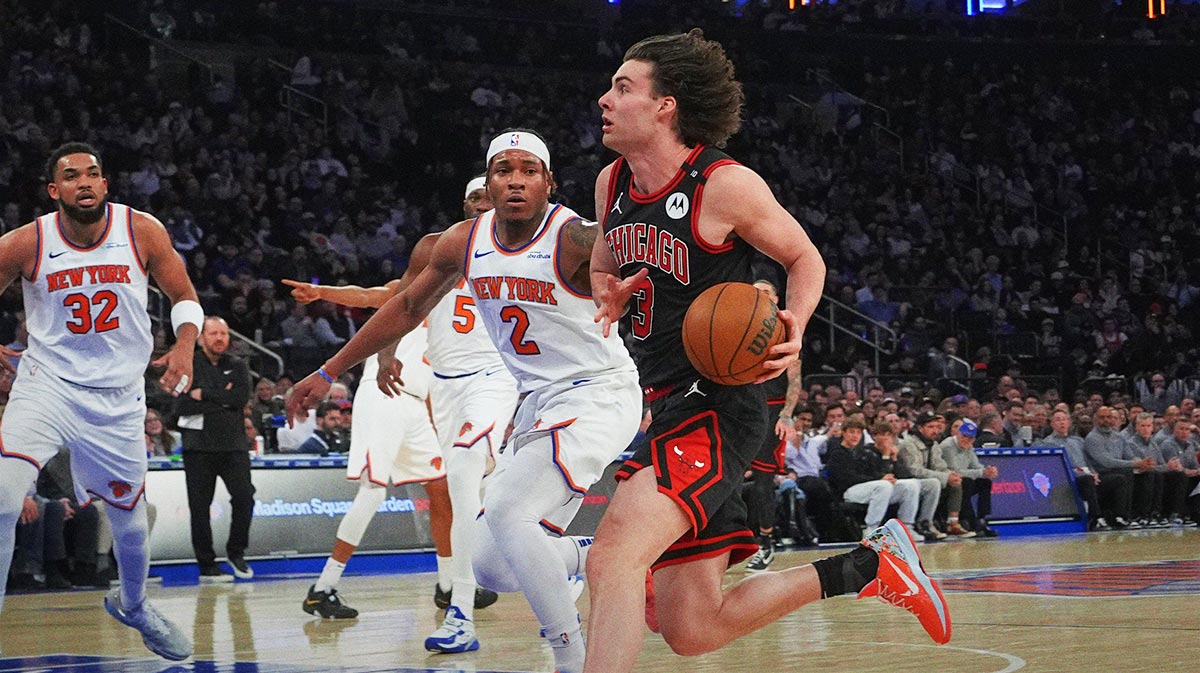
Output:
[[177, 350, 251, 452]]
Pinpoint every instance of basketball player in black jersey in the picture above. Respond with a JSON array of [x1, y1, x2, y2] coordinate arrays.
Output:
[[584, 30, 950, 671]]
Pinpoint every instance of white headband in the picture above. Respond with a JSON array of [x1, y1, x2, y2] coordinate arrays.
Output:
[[486, 131, 550, 170], [464, 176, 487, 199]]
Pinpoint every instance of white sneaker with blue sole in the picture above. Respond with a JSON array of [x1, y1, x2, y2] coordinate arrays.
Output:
[[425, 605, 480, 653], [104, 588, 193, 661]]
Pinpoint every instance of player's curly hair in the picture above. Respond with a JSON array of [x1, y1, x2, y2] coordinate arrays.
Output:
[[623, 28, 744, 148]]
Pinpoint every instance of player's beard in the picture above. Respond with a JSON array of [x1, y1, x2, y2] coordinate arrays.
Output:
[[58, 194, 108, 225]]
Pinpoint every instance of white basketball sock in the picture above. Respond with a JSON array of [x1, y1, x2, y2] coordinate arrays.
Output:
[[447, 449, 487, 620], [107, 499, 151, 609], [315, 558, 347, 594], [436, 554, 453, 594]]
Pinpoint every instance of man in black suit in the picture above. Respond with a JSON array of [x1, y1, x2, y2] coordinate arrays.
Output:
[[178, 317, 254, 581]]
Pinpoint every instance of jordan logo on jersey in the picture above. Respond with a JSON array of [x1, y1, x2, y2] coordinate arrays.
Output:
[[604, 223, 690, 284], [45, 264, 133, 293]]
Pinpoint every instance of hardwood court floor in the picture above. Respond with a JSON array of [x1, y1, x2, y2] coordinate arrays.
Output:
[[2, 528, 1197, 673]]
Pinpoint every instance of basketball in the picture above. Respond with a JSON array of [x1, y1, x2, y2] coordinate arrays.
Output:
[[682, 282, 786, 386]]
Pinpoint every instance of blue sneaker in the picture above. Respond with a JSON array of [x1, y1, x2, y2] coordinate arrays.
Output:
[[104, 588, 193, 660], [424, 606, 479, 653]]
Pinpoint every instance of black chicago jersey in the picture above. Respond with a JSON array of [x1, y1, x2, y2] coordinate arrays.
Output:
[[601, 146, 757, 390]]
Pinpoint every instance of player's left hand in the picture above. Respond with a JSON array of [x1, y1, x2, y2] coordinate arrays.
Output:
[[754, 309, 801, 384], [286, 370, 331, 426], [594, 268, 649, 338], [376, 352, 405, 398], [774, 417, 796, 443], [153, 342, 194, 397]]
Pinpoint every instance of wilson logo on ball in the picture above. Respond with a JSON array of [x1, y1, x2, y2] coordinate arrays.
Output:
[[747, 314, 779, 356]]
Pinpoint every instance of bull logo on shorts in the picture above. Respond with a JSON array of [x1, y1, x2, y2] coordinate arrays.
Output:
[[109, 481, 132, 498], [458, 422, 474, 437], [672, 445, 706, 471], [431, 457, 443, 471]]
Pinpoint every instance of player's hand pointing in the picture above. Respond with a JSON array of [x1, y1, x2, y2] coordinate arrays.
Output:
[[282, 279, 321, 304]]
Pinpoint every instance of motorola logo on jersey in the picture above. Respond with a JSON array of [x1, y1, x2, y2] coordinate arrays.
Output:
[[604, 222, 690, 284], [665, 192, 689, 219]]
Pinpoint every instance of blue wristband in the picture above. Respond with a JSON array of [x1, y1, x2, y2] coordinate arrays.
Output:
[[317, 368, 335, 384]]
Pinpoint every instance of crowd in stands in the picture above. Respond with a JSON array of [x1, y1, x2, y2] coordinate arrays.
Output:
[[762, 383, 1200, 554]]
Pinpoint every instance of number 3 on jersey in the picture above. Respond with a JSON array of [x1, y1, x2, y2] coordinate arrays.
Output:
[[629, 277, 653, 340], [500, 305, 540, 355], [64, 290, 120, 334]]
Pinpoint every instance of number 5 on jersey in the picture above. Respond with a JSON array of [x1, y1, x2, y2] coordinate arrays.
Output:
[[64, 290, 120, 334]]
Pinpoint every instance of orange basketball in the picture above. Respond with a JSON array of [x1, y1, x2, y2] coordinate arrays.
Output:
[[682, 282, 786, 386]]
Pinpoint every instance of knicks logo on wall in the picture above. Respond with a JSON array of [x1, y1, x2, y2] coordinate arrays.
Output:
[[665, 192, 689, 219], [109, 481, 133, 498]]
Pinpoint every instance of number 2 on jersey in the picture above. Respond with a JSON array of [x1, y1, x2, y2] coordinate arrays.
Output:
[[500, 305, 540, 355], [64, 290, 120, 334]]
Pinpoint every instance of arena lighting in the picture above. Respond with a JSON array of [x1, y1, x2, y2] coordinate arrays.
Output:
[[1148, 0, 1165, 18]]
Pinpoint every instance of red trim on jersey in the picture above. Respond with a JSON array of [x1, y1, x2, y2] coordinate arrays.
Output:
[[539, 519, 566, 536], [56, 204, 113, 251], [84, 483, 146, 511], [628, 145, 706, 205], [690, 159, 741, 254], [0, 436, 42, 470], [126, 206, 148, 275], [600, 158, 625, 228], [27, 216, 43, 282], [492, 204, 560, 256], [553, 219, 592, 299]]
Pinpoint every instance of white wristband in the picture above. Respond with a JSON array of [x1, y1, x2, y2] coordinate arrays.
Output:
[[170, 300, 204, 336]]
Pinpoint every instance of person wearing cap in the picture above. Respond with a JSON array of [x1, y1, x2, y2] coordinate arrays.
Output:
[[288, 129, 636, 671], [938, 419, 998, 537], [283, 175, 509, 639], [898, 412, 967, 536]]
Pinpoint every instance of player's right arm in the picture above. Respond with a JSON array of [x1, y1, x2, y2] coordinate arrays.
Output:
[[590, 162, 647, 337], [285, 223, 469, 422], [0, 224, 40, 373]]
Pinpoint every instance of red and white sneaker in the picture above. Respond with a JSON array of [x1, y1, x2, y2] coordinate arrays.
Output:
[[858, 519, 951, 644]]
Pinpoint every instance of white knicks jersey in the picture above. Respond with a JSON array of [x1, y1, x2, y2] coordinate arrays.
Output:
[[22, 203, 153, 388], [425, 277, 506, 377], [360, 319, 432, 399], [463, 204, 635, 393]]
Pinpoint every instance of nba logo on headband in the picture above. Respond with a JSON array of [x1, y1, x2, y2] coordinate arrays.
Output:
[[486, 131, 551, 170]]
